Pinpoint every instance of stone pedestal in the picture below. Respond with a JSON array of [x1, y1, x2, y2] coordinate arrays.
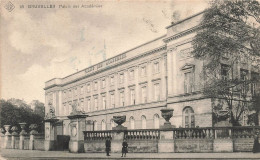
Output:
[[158, 131, 174, 153], [111, 131, 125, 153], [19, 123, 28, 150], [11, 126, 19, 149], [3, 125, 11, 149], [29, 124, 38, 150], [44, 119, 58, 151], [68, 114, 87, 153]]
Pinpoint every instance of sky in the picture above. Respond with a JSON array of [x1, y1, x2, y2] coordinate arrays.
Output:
[[0, 0, 209, 104]]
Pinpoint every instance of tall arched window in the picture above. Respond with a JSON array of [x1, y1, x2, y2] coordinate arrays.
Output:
[[153, 114, 160, 129], [141, 115, 147, 129], [101, 120, 106, 130], [183, 107, 195, 128], [129, 117, 135, 129], [93, 121, 98, 131], [110, 119, 115, 130]]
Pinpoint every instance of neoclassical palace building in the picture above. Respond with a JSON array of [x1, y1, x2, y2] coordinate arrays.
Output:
[[44, 11, 259, 135]]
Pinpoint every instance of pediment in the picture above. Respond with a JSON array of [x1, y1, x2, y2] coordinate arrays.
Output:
[[181, 63, 195, 70]]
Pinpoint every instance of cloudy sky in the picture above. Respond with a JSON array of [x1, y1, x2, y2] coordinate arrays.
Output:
[[0, 0, 209, 103]]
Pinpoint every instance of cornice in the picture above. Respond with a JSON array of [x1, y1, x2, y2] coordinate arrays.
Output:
[[45, 45, 166, 90], [163, 25, 203, 43]]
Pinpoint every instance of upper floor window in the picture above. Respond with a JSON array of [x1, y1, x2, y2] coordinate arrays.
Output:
[[69, 90, 72, 98], [74, 87, 77, 96], [140, 66, 147, 77], [221, 64, 230, 80], [129, 70, 134, 80], [80, 86, 84, 95], [110, 76, 114, 86], [120, 91, 125, 106], [101, 79, 106, 89], [183, 107, 195, 128], [154, 83, 160, 101], [184, 71, 194, 94], [94, 97, 98, 111], [119, 73, 124, 83], [87, 98, 91, 112], [63, 91, 66, 99], [102, 95, 106, 110], [94, 81, 98, 91], [87, 84, 91, 92], [130, 117, 135, 129], [130, 88, 135, 105], [154, 61, 160, 73], [110, 93, 115, 108], [141, 86, 147, 103], [251, 72, 259, 96]]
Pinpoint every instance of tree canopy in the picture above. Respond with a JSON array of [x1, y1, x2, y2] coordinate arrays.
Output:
[[0, 99, 45, 132], [191, 0, 260, 126]]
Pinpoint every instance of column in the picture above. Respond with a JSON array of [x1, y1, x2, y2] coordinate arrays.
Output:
[[68, 114, 87, 153], [3, 125, 12, 149], [44, 119, 58, 151], [19, 123, 28, 150]]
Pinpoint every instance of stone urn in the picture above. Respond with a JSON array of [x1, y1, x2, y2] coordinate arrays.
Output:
[[160, 108, 174, 128], [19, 122, 27, 135], [11, 126, 19, 135], [29, 124, 38, 135], [4, 125, 11, 135], [112, 116, 127, 130]]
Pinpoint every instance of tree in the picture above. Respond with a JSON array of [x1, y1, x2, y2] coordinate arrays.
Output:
[[191, 0, 260, 126], [0, 99, 45, 132]]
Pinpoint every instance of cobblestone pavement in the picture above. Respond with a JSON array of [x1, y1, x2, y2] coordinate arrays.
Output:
[[0, 149, 260, 160]]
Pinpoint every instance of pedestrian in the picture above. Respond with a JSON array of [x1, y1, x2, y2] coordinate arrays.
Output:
[[253, 130, 260, 153], [105, 137, 111, 156], [121, 138, 128, 157]]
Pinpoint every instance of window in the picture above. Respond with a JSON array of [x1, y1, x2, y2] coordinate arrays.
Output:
[[110, 76, 114, 86], [80, 86, 84, 95], [130, 117, 135, 129], [251, 72, 259, 96], [94, 81, 98, 90], [69, 90, 72, 98], [93, 121, 98, 131], [184, 71, 194, 93], [240, 69, 249, 95], [87, 84, 91, 92], [102, 95, 106, 110], [111, 119, 115, 130], [87, 98, 91, 112], [94, 97, 98, 110], [221, 64, 230, 80], [120, 91, 125, 106], [141, 66, 147, 76], [63, 91, 66, 99], [130, 88, 135, 105], [183, 107, 195, 128], [101, 120, 106, 130], [141, 115, 147, 129], [74, 87, 77, 96], [101, 79, 106, 88], [63, 103, 67, 115], [129, 70, 134, 80], [110, 93, 115, 108], [154, 61, 159, 73], [80, 99, 84, 110], [119, 73, 124, 83], [153, 114, 160, 129], [141, 86, 147, 103], [154, 83, 160, 101]]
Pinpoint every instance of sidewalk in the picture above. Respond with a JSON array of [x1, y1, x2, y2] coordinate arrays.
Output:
[[0, 149, 260, 160]]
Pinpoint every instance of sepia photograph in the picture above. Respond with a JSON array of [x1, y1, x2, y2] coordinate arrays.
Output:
[[0, 0, 260, 159]]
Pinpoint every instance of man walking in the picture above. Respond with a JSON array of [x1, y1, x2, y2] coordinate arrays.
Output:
[[105, 137, 111, 156], [121, 139, 128, 157]]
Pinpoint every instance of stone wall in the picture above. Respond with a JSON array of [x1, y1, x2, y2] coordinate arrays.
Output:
[[128, 140, 158, 153], [233, 138, 255, 152], [84, 140, 106, 152], [175, 139, 213, 152]]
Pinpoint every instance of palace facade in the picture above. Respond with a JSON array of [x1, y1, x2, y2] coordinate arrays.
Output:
[[44, 11, 259, 135]]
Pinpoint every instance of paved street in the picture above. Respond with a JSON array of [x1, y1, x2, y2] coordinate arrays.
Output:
[[0, 149, 260, 160]]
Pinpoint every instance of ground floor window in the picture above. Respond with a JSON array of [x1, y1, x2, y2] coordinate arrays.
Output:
[[183, 107, 195, 128]]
